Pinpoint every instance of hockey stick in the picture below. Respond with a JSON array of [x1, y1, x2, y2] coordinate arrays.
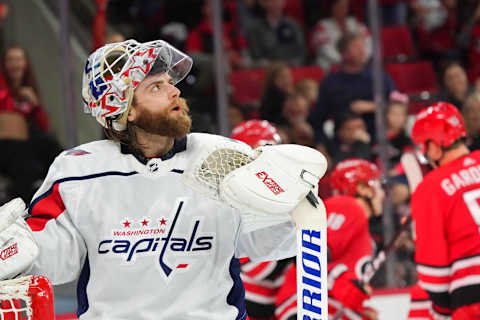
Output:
[[360, 215, 412, 284], [294, 191, 328, 320], [333, 152, 424, 319], [360, 152, 423, 283], [400, 151, 424, 193]]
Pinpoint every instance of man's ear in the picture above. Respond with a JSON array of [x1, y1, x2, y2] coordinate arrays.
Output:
[[127, 105, 136, 122], [426, 141, 442, 162]]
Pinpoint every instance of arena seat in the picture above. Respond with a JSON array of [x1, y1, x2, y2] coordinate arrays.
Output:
[[386, 61, 438, 114], [386, 61, 438, 95], [229, 66, 325, 105], [381, 26, 417, 62], [229, 69, 266, 105], [291, 66, 325, 83]]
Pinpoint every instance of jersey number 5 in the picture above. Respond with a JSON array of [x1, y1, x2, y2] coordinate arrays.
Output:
[[463, 189, 480, 232]]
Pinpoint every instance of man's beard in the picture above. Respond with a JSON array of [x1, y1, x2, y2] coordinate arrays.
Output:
[[131, 102, 192, 138]]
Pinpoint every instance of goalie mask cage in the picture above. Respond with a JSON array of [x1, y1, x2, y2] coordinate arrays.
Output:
[[0, 276, 54, 320]]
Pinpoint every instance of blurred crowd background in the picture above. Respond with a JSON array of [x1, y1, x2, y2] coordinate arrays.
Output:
[[2, 0, 480, 293]]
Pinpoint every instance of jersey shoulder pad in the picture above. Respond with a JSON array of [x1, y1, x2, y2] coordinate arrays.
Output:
[[186, 133, 250, 157], [53, 140, 122, 176]]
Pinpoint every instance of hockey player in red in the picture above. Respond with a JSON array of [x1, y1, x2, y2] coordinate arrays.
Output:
[[232, 119, 291, 320], [411, 102, 480, 319], [231, 120, 282, 149], [275, 158, 383, 320]]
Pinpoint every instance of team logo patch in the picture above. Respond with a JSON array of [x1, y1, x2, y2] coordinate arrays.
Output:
[[447, 116, 460, 127], [97, 200, 215, 282], [65, 149, 90, 156], [256, 171, 285, 195]]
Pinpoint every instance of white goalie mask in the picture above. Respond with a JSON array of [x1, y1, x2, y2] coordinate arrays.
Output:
[[81, 39, 193, 130]]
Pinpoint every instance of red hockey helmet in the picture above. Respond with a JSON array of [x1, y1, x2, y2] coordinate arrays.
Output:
[[231, 120, 282, 147], [411, 102, 467, 153], [330, 158, 380, 196]]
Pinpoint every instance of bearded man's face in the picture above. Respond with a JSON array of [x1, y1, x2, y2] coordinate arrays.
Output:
[[129, 73, 191, 138]]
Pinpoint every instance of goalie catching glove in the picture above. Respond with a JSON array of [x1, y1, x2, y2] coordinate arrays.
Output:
[[183, 138, 328, 228], [220, 144, 326, 216], [0, 198, 39, 280]]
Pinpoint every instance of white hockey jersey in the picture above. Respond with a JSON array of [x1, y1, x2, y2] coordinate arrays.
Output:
[[26, 133, 297, 320]]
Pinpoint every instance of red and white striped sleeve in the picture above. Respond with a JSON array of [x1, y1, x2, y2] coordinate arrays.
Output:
[[412, 180, 452, 316], [26, 156, 87, 285]]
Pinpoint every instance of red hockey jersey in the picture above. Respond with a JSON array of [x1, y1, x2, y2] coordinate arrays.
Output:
[[412, 151, 480, 314], [240, 257, 293, 319], [326, 195, 374, 278]]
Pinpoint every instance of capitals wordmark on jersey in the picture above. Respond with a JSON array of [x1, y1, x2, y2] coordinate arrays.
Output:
[[97, 200, 215, 281]]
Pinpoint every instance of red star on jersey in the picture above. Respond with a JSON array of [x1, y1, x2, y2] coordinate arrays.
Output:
[[141, 219, 149, 227], [123, 220, 131, 228], [159, 218, 167, 225]]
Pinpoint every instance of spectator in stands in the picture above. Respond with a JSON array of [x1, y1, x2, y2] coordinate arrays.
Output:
[[236, 0, 263, 34], [281, 91, 314, 146], [377, 0, 409, 26], [412, 0, 460, 68], [438, 61, 474, 110], [361, 0, 410, 26], [303, 0, 330, 31], [244, 0, 306, 67], [185, 0, 251, 94], [289, 121, 315, 147], [281, 91, 310, 125], [0, 45, 62, 204], [186, 0, 250, 70], [382, 92, 413, 225], [462, 91, 480, 150], [309, 32, 395, 157], [294, 78, 319, 109], [310, 0, 371, 71], [259, 62, 293, 124], [228, 103, 248, 129], [460, 2, 480, 85], [326, 113, 374, 165], [160, 22, 189, 51], [385, 91, 413, 171]]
